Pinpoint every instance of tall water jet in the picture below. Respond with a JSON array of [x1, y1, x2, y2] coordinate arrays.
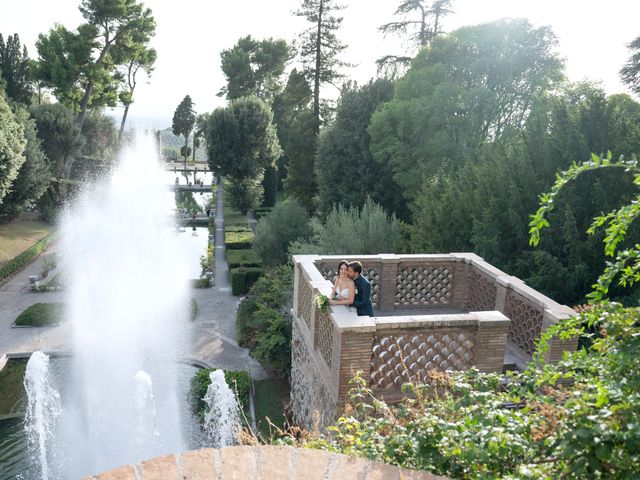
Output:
[[55, 133, 194, 477], [24, 351, 61, 480], [203, 370, 241, 447]]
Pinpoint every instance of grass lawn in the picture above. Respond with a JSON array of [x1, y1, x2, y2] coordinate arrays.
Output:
[[254, 377, 290, 440], [0, 213, 52, 268], [0, 359, 27, 418], [15, 303, 65, 327], [223, 204, 247, 227]]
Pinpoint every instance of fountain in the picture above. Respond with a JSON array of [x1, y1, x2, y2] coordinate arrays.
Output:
[[24, 351, 61, 480], [22, 134, 203, 478], [202, 370, 241, 448]]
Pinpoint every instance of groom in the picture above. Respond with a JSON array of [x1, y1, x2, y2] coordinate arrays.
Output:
[[348, 261, 374, 317]]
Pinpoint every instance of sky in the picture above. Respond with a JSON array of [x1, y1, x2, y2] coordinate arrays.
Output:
[[1, 0, 639, 128]]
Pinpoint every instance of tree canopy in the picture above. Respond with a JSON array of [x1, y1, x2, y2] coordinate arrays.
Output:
[[370, 19, 564, 199], [172, 95, 196, 162], [620, 35, 640, 97], [0, 33, 32, 104], [0, 93, 26, 205], [296, 0, 348, 129], [219, 36, 290, 101]]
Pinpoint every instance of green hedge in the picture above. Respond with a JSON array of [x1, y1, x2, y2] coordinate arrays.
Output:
[[191, 368, 251, 422], [226, 249, 262, 269], [0, 233, 54, 281], [225, 230, 254, 250], [230, 267, 264, 295], [225, 225, 251, 233]]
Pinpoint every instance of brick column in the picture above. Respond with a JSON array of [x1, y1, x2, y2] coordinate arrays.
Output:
[[378, 254, 399, 312], [541, 309, 578, 363], [472, 312, 511, 373]]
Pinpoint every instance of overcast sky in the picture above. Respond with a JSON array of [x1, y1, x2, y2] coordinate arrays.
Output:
[[1, 0, 639, 128]]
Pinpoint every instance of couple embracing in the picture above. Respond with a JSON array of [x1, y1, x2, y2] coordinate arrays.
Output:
[[328, 260, 374, 317]]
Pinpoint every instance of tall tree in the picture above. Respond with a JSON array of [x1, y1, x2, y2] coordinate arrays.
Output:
[[172, 95, 196, 164], [218, 36, 290, 101], [620, 35, 640, 97], [31, 103, 84, 180], [378, 0, 454, 74], [0, 33, 32, 104], [114, 43, 156, 141], [0, 107, 50, 217], [370, 19, 563, 199], [34, 24, 95, 109], [317, 79, 405, 218], [206, 96, 281, 212], [74, 0, 156, 129], [0, 93, 26, 206], [272, 69, 313, 188], [295, 0, 348, 130], [283, 109, 318, 211]]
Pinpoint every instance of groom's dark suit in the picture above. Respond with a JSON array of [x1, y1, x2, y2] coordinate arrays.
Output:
[[351, 274, 374, 317]]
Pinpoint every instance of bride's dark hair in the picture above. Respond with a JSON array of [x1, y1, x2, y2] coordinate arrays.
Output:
[[337, 260, 349, 275]]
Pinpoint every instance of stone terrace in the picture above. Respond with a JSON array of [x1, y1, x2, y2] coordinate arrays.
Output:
[[290, 253, 577, 429]]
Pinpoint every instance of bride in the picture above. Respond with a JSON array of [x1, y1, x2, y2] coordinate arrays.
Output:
[[329, 260, 355, 306]]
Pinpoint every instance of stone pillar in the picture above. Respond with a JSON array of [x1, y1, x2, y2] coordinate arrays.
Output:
[[542, 309, 578, 363], [333, 310, 377, 407], [472, 311, 511, 373], [378, 254, 399, 313]]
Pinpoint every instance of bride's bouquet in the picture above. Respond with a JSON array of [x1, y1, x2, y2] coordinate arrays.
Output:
[[313, 293, 330, 312]]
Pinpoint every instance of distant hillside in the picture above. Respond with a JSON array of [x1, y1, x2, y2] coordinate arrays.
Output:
[[160, 128, 207, 162]]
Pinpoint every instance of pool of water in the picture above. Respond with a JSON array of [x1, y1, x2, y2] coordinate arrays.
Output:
[[0, 357, 207, 480], [173, 226, 210, 279]]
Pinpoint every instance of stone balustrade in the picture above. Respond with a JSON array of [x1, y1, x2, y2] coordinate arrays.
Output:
[[291, 253, 576, 430]]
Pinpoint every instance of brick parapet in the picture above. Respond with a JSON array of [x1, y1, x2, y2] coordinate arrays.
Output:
[[88, 446, 447, 480]]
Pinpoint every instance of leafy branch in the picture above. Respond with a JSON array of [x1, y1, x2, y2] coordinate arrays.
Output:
[[529, 152, 640, 301]]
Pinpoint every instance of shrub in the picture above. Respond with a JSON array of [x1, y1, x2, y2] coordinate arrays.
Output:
[[231, 268, 247, 295], [190, 368, 251, 423], [225, 230, 254, 250], [236, 266, 293, 375], [230, 267, 264, 295], [289, 198, 402, 256], [0, 233, 54, 281], [15, 303, 64, 326], [189, 298, 198, 321], [254, 199, 311, 266], [227, 249, 262, 269], [190, 277, 211, 288]]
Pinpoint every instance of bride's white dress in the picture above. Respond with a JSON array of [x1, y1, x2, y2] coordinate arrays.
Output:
[[336, 287, 350, 300]]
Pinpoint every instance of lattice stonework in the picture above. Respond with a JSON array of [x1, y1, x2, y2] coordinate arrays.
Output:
[[317, 262, 380, 307], [370, 332, 475, 389], [468, 270, 497, 311], [395, 265, 453, 306], [299, 277, 314, 329], [505, 292, 543, 355], [314, 309, 334, 368]]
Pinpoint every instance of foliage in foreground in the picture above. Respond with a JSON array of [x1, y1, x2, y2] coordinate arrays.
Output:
[[15, 302, 64, 326], [283, 304, 639, 479]]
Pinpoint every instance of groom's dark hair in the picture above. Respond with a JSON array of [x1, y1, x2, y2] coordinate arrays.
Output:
[[348, 261, 363, 274]]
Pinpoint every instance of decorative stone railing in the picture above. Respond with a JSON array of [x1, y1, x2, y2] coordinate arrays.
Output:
[[291, 253, 576, 430]]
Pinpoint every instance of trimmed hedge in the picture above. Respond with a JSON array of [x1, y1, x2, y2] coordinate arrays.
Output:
[[225, 230, 254, 250], [0, 233, 54, 281], [226, 249, 262, 269], [230, 267, 264, 295]]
